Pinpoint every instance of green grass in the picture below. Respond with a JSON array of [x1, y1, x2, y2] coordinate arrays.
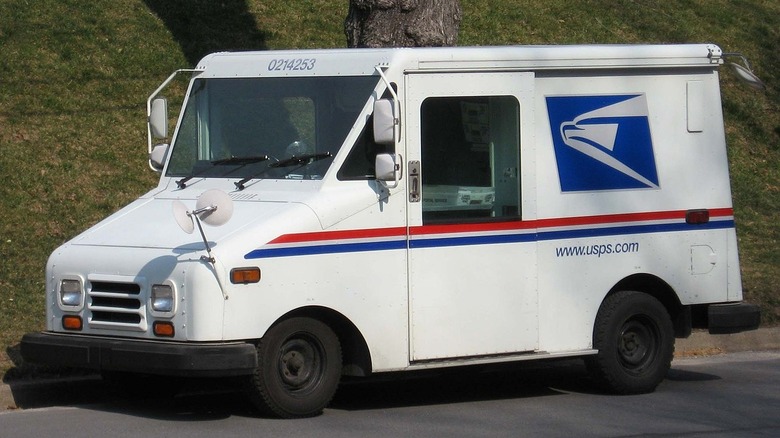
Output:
[[1, 0, 778, 379]]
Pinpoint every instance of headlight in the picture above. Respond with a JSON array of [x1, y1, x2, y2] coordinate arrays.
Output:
[[151, 284, 174, 313], [59, 279, 83, 307]]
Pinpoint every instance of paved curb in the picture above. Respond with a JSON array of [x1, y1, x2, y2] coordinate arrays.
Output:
[[3, 327, 779, 411], [675, 326, 780, 356]]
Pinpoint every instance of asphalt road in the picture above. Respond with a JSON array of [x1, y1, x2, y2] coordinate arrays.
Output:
[[1, 351, 779, 437]]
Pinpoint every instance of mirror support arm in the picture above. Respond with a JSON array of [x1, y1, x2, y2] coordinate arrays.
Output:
[[146, 68, 204, 170]]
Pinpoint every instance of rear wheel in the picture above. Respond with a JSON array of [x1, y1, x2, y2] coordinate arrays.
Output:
[[247, 317, 342, 418], [586, 290, 674, 394]]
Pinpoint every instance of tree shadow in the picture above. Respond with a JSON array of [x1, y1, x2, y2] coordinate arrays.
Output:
[[143, 0, 268, 66]]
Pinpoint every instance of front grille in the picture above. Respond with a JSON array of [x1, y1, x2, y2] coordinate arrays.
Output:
[[88, 281, 146, 331], [91, 311, 142, 324]]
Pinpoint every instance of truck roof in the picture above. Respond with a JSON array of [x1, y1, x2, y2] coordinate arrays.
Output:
[[195, 44, 723, 78]]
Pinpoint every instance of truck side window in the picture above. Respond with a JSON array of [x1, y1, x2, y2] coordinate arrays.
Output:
[[421, 96, 520, 223], [338, 85, 397, 181], [337, 115, 389, 180]]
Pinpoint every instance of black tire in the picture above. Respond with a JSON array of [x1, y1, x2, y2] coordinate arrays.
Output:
[[247, 317, 342, 418], [586, 290, 674, 394]]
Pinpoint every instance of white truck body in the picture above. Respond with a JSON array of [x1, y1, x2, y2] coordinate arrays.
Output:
[[23, 44, 760, 417]]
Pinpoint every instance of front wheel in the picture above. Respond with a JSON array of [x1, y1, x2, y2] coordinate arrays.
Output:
[[247, 317, 342, 418], [586, 290, 674, 394]]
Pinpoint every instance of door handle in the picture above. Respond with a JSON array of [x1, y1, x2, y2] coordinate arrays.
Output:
[[409, 160, 420, 203]]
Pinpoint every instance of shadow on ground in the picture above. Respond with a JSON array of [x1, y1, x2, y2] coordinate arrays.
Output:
[[4, 358, 722, 418], [4, 359, 595, 417]]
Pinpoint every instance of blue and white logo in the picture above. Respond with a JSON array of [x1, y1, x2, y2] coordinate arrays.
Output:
[[546, 94, 659, 192]]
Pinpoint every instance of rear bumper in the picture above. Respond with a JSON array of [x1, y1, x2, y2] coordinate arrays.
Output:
[[708, 302, 761, 335], [20, 332, 257, 377]]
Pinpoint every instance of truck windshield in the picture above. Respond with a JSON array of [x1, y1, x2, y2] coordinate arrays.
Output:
[[166, 76, 378, 181]]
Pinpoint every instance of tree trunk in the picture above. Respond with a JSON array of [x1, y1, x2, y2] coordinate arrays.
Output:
[[345, 0, 462, 48]]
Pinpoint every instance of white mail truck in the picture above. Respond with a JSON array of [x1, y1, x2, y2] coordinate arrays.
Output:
[[22, 44, 761, 417]]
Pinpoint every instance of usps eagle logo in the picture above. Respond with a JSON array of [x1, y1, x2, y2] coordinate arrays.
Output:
[[546, 94, 659, 192]]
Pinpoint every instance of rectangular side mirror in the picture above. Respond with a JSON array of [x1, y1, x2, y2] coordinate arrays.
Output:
[[149, 143, 169, 172], [149, 97, 168, 139], [375, 153, 401, 186], [373, 99, 396, 145]]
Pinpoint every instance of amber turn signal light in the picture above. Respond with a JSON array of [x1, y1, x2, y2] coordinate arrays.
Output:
[[153, 321, 175, 337], [230, 267, 261, 284], [62, 315, 83, 331]]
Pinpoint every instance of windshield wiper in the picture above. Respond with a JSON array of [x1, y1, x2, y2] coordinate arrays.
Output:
[[211, 155, 271, 166], [270, 152, 332, 168], [176, 155, 270, 189], [234, 152, 332, 191]]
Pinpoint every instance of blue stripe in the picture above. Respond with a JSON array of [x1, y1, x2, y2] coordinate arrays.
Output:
[[410, 220, 734, 249], [537, 219, 735, 241], [244, 239, 407, 259], [244, 220, 735, 259], [409, 232, 536, 249]]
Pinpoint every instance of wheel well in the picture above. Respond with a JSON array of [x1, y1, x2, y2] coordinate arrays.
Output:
[[273, 306, 372, 377], [608, 274, 691, 338]]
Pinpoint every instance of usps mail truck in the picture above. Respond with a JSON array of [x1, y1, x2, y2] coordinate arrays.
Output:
[[22, 44, 761, 417]]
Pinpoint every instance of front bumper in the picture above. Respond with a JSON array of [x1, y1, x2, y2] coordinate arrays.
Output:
[[21, 332, 257, 377], [708, 302, 761, 335]]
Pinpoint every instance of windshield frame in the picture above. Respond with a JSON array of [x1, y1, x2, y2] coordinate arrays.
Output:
[[164, 75, 382, 184]]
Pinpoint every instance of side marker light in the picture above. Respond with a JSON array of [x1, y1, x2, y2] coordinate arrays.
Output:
[[230, 267, 261, 284], [686, 209, 710, 224]]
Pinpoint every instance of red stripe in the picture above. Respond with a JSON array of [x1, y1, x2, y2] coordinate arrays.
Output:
[[269, 208, 734, 244], [535, 210, 685, 229], [410, 220, 534, 235], [709, 207, 734, 217], [270, 226, 407, 244], [411, 208, 733, 235]]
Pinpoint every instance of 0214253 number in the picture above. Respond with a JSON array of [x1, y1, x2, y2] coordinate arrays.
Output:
[[268, 58, 316, 72]]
